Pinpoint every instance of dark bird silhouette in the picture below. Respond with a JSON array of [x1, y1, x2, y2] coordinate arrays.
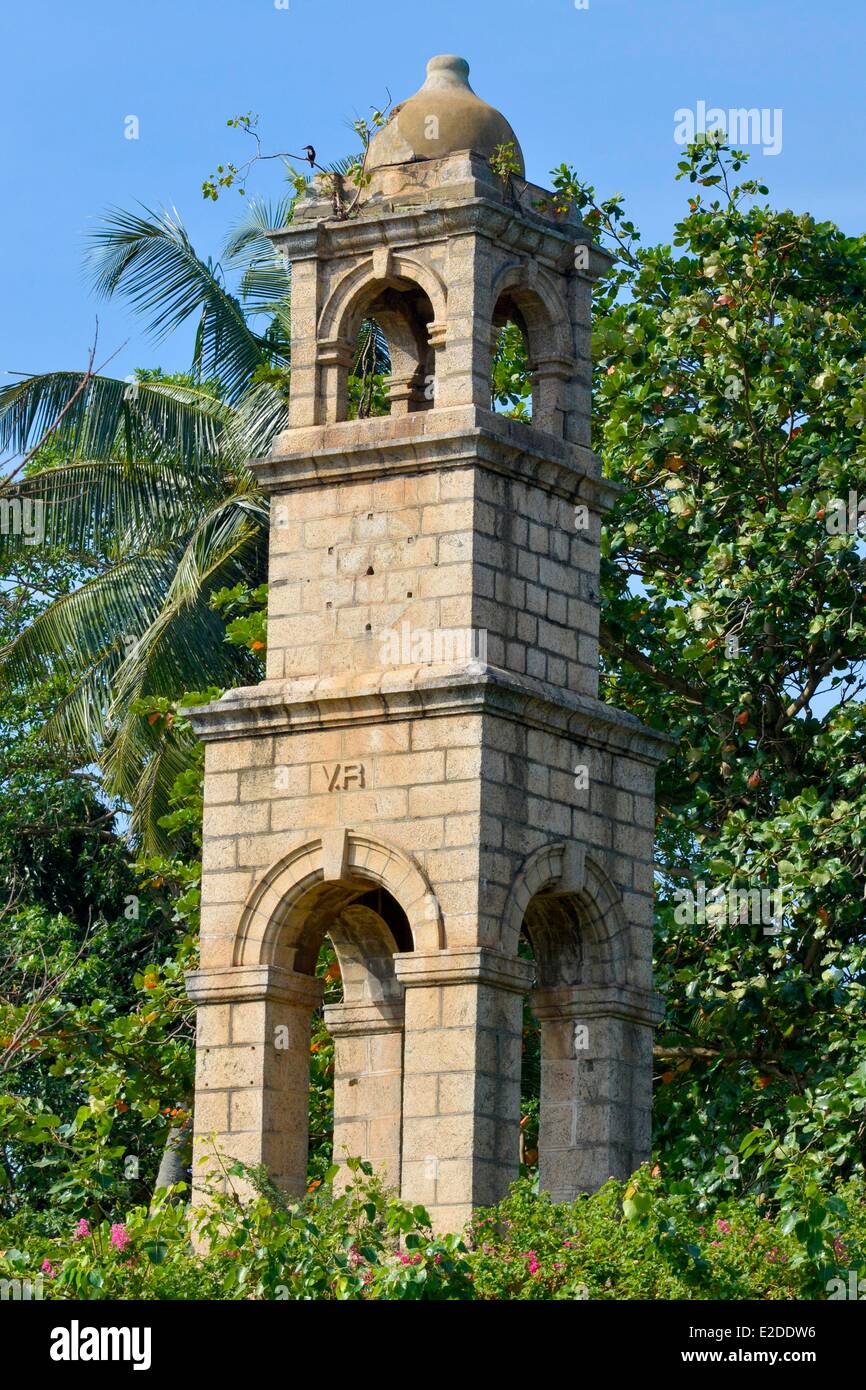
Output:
[[302, 145, 316, 167]]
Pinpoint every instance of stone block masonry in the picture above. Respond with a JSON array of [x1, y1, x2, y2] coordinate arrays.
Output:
[[186, 53, 670, 1233]]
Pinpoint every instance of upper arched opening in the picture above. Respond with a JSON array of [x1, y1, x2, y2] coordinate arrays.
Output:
[[318, 258, 446, 425], [492, 294, 532, 423], [489, 272, 575, 437], [346, 282, 435, 419]]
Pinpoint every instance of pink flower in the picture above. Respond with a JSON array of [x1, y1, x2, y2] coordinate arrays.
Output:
[[834, 1236, 848, 1261], [72, 1219, 90, 1240], [524, 1250, 541, 1276], [110, 1223, 131, 1253], [41, 1260, 56, 1278], [716, 1219, 732, 1235]]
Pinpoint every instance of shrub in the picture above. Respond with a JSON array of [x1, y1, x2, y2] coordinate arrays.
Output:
[[2, 1162, 863, 1301]]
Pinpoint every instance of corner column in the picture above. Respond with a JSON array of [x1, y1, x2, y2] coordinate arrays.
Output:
[[394, 948, 534, 1233], [439, 233, 495, 409], [186, 964, 323, 1203], [531, 984, 663, 1200], [324, 1000, 405, 1191]]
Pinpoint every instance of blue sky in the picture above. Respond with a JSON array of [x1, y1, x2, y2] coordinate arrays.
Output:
[[2, 0, 864, 385]]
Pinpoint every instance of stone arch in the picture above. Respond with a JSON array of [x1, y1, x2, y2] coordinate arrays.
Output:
[[317, 254, 448, 420], [233, 828, 444, 969], [491, 263, 572, 362], [319, 252, 448, 345], [491, 264, 574, 435], [501, 841, 628, 986]]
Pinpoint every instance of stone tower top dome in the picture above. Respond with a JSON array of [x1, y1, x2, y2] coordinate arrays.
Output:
[[366, 54, 525, 176]]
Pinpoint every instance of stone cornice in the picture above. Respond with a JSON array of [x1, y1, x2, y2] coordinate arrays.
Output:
[[253, 406, 620, 513], [187, 662, 674, 764], [393, 946, 535, 993], [530, 983, 666, 1028], [323, 1000, 405, 1035], [185, 964, 324, 1009], [270, 184, 606, 279]]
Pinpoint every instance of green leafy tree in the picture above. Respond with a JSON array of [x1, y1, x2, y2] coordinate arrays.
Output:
[[550, 136, 866, 1220]]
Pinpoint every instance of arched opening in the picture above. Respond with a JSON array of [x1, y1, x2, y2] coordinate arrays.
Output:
[[517, 891, 586, 1180], [492, 293, 533, 422], [303, 882, 411, 1189], [502, 845, 640, 1201], [342, 280, 436, 422], [269, 875, 413, 1192], [203, 832, 442, 1204]]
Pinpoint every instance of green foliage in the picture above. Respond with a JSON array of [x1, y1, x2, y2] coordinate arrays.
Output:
[[489, 140, 522, 185], [3, 1164, 863, 1300], [0, 547, 200, 1217], [210, 582, 268, 655], [467, 1172, 866, 1300], [492, 321, 531, 420], [0, 904, 196, 1219], [191, 1155, 474, 1300]]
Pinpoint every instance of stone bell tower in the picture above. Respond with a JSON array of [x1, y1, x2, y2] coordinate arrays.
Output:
[[186, 54, 669, 1232]]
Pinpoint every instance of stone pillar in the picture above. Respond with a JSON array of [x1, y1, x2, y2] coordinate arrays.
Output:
[[427, 320, 447, 405], [318, 337, 354, 425], [285, 253, 321, 428], [395, 948, 534, 1232], [324, 1000, 405, 1190], [439, 233, 494, 409], [531, 354, 575, 439], [531, 984, 663, 1201], [186, 965, 323, 1202]]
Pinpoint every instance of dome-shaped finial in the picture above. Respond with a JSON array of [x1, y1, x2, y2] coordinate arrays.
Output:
[[366, 53, 524, 175], [424, 54, 472, 87]]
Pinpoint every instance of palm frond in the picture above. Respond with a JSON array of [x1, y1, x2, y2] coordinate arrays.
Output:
[[0, 371, 230, 466], [103, 503, 267, 844], [87, 205, 279, 400], [221, 199, 293, 320], [224, 378, 290, 463], [0, 457, 242, 561], [354, 318, 391, 375]]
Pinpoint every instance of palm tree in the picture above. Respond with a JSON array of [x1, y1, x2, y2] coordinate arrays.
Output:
[[0, 181, 392, 851], [0, 194, 292, 850]]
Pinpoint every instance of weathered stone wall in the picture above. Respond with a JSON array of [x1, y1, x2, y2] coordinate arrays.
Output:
[[187, 122, 669, 1231]]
